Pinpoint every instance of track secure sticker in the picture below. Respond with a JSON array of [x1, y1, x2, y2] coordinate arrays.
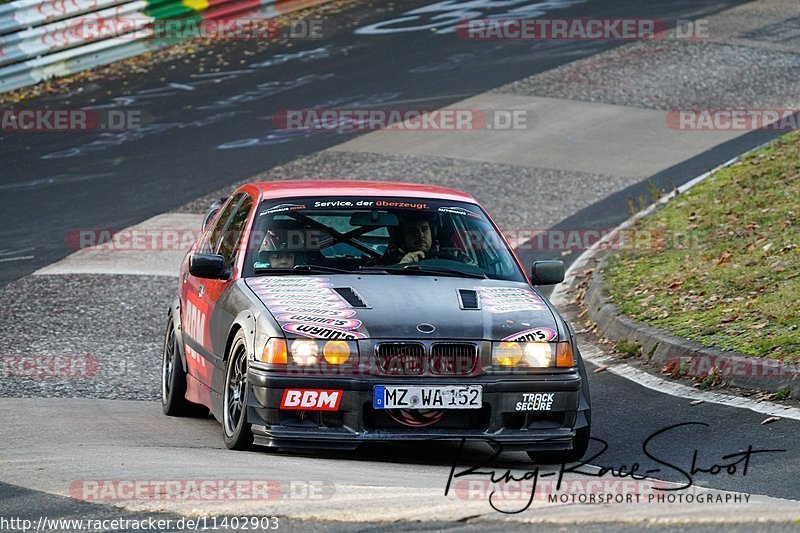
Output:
[[280, 389, 343, 410], [502, 327, 557, 342], [515, 393, 554, 411]]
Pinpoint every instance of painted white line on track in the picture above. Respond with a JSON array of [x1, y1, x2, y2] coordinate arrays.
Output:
[[551, 143, 800, 420], [581, 343, 800, 421]]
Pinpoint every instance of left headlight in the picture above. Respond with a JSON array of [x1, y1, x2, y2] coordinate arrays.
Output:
[[252, 338, 358, 370], [286, 339, 357, 366], [492, 341, 575, 368]]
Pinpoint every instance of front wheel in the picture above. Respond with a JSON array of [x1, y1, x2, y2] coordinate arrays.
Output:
[[527, 413, 590, 464], [223, 330, 254, 450]]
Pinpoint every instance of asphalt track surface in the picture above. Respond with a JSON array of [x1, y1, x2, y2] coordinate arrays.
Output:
[[0, 0, 765, 288], [2, 0, 799, 529]]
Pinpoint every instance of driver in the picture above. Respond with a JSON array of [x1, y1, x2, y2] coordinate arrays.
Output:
[[380, 213, 476, 266], [397, 218, 433, 264], [259, 229, 297, 268]]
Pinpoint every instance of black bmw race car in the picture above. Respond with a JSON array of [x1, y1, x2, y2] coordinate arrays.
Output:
[[162, 180, 591, 463]]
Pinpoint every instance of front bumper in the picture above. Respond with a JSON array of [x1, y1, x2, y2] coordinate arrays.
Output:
[[245, 369, 589, 452]]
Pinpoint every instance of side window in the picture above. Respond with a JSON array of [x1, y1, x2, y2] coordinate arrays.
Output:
[[205, 193, 243, 254], [218, 195, 253, 271]]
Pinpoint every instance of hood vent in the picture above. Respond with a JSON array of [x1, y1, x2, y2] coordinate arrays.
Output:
[[458, 289, 480, 310], [333, 287, 370, 308]]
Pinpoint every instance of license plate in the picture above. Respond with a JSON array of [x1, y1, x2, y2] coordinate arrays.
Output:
[[373, 385, 482, 409]]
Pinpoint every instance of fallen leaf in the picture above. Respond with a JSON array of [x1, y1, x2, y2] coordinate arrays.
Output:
[[761, 416, 780, 425], [594, 366, 608, 373], [762, 243, 773, 252], [717, 251, 732, 265], [690, 400, 704, 406]]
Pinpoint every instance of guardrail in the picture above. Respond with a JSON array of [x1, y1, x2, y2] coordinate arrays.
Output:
[[0, 0, 331, 93]]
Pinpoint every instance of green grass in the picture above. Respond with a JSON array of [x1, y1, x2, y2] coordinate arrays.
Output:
[[616, 339, 642, 359], [605, 132, 800, 361], [770, 386, 791, 401]]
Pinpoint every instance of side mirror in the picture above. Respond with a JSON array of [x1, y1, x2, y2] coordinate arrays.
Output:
[[202, 196, 228, 231], [189, 253, 227, 279], [531, 260, 565, 285]]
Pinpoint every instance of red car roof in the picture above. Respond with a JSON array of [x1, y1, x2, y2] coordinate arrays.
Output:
[[251, 180, 477, 203]]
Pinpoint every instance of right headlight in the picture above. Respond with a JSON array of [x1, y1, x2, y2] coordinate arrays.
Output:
[[492, 341, 575, 368]]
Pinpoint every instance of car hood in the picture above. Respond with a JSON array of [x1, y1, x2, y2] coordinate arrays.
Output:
[[246, 275, 560, 341]]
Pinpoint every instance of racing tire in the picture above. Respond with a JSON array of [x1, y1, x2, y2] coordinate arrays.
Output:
[[526, 412, 591, 465], [162, 316, 207, 417], [223, 330, 254, 450]]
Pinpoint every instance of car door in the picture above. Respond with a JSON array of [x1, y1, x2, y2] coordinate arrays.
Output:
[[202, 193, 255, 364], [181, 193, 245, 389]]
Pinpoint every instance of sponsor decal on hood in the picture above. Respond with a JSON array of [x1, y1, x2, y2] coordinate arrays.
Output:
[[502, 327, 557, 342], [478, 286, 548, 312], [283, 323, 366, 340], [247, 277, 559, 341], [276, 314, 362, 330], [271, 306, 357, 318], [248, 276, 372, 339]]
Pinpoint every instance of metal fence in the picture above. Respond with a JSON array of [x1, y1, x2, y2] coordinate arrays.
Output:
[[0, 0, 331, 93]]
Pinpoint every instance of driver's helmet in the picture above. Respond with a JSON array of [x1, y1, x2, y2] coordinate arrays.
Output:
[[258, 225, 311, 266], [262, 228, 291, 251]]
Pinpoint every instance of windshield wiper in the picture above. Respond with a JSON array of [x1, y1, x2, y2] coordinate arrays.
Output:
[[403, 264, 487, 279], [253, 265, 352, 275], [359, 265, 486, 279]]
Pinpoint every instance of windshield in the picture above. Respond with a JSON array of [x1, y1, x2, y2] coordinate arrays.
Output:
[[242, 196, 526, 282]]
